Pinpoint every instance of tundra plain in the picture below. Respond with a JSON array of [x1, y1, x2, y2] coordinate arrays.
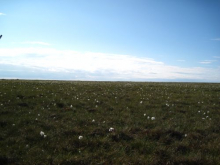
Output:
[[0, 80, 220, 164]]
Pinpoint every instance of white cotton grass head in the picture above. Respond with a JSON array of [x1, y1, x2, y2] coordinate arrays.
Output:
[[109, 127, 114, 132], [78, 136, 83, 140], [40, 131, 45, 136], [151, 117, 155, 120]]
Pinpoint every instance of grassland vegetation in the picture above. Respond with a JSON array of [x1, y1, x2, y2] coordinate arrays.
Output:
[[0, 80, 220, 164]]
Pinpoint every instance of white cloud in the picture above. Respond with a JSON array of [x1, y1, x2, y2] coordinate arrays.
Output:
[[0, 13, 6, 16], [177, 60, 185, 62], [21, 41, 51, 46], [213, 56, 220, 59], [0, 47, 220, 81]]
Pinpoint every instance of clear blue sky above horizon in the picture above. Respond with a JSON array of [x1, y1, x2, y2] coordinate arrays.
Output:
[[1, 0, 220, 82]]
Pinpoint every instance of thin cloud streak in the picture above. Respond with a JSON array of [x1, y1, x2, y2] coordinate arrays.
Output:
[[21, 41, 51, 46], [0, 13, 6, 16], [200, 61, 212, 64], [0, 48, 219, 81], [199, 60, 216, 64], [211, 38, 220, 41]]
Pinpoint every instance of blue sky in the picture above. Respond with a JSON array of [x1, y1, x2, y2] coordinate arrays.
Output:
[[0, 0, 220, 82]]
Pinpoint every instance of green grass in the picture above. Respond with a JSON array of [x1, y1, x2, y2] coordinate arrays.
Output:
[[0, 80, 220, 164]]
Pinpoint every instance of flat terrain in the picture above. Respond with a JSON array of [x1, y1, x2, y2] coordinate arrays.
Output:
[[0, 80, 220, 164]]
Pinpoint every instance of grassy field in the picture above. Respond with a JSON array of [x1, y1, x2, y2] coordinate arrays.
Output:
[[0, 80, 220, 164]]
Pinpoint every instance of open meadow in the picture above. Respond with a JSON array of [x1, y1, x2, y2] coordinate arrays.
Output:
[[0, 80, 220, 164]]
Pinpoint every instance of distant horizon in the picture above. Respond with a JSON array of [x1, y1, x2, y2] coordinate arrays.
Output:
[[1, 78, 220, 84]]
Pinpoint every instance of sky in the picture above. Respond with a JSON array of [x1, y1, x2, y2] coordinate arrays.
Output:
[[0, 0, 220, 82]]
